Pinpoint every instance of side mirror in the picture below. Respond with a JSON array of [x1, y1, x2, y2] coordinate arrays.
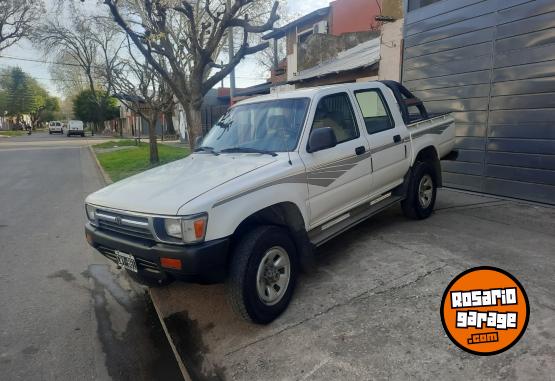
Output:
[[194, 136, 203, 149], [308, 127, 337, 153]]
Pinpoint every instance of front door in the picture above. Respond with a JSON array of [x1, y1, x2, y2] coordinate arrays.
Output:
[[301, 92, 372, 228], [353, 88, 410, 195]]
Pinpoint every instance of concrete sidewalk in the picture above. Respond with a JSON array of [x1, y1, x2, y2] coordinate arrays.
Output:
[[151, 189, 555, 381]]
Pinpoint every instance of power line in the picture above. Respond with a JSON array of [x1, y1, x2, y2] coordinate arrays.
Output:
[[0, 54, 91, 68], [0, 54, 269, 80], [0, 73, 83, 83]]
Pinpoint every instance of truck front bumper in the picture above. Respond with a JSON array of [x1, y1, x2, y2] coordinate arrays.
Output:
[[85, 223, 230, 284]]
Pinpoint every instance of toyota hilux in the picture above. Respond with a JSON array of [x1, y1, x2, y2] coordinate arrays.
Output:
[[84, 81, 456, 324]]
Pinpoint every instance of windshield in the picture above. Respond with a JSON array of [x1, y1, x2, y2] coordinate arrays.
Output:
[[200, 98, 310, 153]]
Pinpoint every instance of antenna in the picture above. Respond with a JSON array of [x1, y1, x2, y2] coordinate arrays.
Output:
[[287, 149, 292, 166]]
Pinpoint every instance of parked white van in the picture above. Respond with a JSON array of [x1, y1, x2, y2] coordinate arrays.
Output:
[[67, 120, 85, 137], [48, 121, 63, 134]]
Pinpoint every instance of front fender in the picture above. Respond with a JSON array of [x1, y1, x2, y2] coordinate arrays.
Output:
[[205, 180, 309, 241]]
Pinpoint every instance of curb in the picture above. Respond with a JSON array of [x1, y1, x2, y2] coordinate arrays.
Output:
[[88, 145, 113, 185], [88, 143, 190, 381], [149, 290, 192, 381]]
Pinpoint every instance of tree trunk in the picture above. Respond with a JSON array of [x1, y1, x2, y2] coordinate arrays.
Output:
[[184, 101, 203, 149], [165, 109, 176, 135], [148, 116, 159, 164]]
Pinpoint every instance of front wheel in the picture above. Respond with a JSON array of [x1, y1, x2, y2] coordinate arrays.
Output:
[[401, 161, 437, 220], [227, 225, 298, 324]]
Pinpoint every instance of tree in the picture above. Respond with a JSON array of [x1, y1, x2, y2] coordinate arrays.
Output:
[[73, 89, 119, 126], [254, 0, 292, 74], [38, 97, 61, 124], [34, 13, 125, 132], [0, 67, 60, 128], [48, 53, 88, 97], [0, 0, 43, 52], [108, 42, 175, 164], [28, 80, 60, 127], [101, 0, 280, 147]]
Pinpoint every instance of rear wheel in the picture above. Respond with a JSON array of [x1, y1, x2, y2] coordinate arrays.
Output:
[[227, 225, 298, 324], [401, 161, 437, 220]]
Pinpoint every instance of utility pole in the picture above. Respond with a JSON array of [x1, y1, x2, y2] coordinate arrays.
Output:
[[227, 0, 236, 103], [273, 39, 279, 71]]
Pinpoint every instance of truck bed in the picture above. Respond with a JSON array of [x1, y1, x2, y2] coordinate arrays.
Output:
[[407, 113, 456, 160]]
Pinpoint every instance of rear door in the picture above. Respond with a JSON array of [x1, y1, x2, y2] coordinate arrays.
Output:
[[301, 91, 372, 227], [352, 87, 410, 195]]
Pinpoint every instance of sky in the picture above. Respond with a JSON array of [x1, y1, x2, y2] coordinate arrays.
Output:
[[0, 0, 330, 99]]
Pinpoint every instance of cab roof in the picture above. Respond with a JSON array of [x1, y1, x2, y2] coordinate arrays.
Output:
[[235, 81, 384, 106]]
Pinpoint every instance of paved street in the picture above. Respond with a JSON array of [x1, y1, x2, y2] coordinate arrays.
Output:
[[0, 133, 181, 381]]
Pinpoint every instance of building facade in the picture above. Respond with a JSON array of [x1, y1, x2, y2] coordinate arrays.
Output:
[[402, 0, 555, 204], [263, 0, 403, 87]]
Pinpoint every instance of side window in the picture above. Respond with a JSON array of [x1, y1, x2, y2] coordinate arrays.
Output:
[[311, 92, 359, 144], [354, 90, 394, 134]]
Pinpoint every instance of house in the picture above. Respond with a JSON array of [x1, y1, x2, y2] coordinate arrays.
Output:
[[174, 88, 231, 141], [110, 89, 231, 141], [402, 0, 555, 205], [261, 0, 403, 88]]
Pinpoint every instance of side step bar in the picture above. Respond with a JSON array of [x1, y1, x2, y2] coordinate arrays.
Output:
[[308, 194, 404, 247]]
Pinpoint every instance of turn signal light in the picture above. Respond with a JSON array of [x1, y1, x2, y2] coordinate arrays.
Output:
[[193, 219, 206, 239], [160, 257, 182, 270]]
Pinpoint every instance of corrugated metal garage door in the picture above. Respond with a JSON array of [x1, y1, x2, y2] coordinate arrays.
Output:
[[402, 0, 555, 205]]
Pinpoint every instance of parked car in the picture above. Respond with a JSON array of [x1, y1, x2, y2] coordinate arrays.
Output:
[[48, 121, 63, 134], [84, 81, 456, 324], [66, 120, 85, 137]]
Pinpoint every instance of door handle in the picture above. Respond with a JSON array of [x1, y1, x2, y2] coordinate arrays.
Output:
[[393, 134, 401, 143], [355, 146, 366, 155]]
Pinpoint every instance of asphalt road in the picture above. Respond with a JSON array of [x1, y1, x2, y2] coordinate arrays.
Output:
[[0, 132, 182, 381]]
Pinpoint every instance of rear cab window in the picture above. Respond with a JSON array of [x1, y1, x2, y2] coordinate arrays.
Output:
[[354, 89, 395, 134]]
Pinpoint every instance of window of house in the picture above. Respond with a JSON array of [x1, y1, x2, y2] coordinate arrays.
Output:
[[298, 29, 314, 44], [311, 93, 359, 144], [354, 90, 394, 134], [408, 0, 443, 12]]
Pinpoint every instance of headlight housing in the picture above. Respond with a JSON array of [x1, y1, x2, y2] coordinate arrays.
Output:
[[85, 204, 96, 223], [162, 213, 208, 244]]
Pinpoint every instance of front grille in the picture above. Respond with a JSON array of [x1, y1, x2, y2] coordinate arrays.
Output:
[[98, 220, 153, 241], [95, 209, 155, 242], [96, 245, 159, 270]]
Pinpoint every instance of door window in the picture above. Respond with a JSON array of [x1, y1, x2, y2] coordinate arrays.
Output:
[[354, 90, 394, 134], [311, 92, 359, 144]]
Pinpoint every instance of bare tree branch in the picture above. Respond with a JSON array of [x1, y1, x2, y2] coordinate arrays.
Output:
[[100, 0, 280, 147], [0, 0, 43, 52]]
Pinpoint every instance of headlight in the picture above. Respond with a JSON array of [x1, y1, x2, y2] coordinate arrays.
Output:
[[85, 204, 96, 222], [163, 213, 208, 243], [164, 219, 182, 238]]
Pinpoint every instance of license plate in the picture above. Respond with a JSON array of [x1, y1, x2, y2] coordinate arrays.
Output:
[[115, 250, 137, 273]]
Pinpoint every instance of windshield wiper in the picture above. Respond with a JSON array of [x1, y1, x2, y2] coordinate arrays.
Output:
[[219, 147, 278, 157], [194, 146, 220, 156]]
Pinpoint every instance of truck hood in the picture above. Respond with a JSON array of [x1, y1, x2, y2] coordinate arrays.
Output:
[[86, 153, 277, 215]]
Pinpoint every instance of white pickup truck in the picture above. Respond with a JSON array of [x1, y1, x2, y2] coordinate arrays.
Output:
[[85, 81, 455, 324]]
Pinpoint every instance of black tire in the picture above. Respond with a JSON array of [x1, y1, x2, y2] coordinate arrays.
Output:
[[227, 225, 298, 324], [401, 160, 437, 220], [49, 131, 52, 134], [81, 133, 85, 137]]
